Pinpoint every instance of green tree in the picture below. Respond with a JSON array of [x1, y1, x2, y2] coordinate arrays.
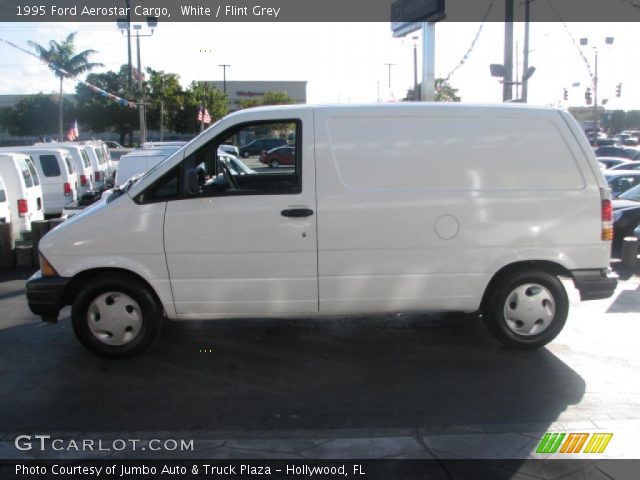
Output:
[[0, 94, 75, 138], [172, 82, 229, 134], [145, 68, 183, 135], [239, 91, 294, 109], [75, 65, 137, 145], [29, 32, 103, 141], [403, 79, 461, 102]]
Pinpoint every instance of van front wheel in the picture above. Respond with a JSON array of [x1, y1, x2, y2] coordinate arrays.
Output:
[[483, 270, 568, 349], [71, 274, 163, 358]]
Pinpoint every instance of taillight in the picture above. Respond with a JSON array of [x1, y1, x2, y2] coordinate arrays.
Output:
[[80, 174, 87, 186], [64, 182, 72, 196], [95, 171, 101, 182], [601, 190, 613, 241], [17, 199, 28, 216]]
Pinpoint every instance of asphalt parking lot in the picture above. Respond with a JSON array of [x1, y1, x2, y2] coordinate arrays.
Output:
[[0, 267, 639, 468]]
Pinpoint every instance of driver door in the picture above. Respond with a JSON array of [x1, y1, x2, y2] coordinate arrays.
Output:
[[163, 115, 318, 318]]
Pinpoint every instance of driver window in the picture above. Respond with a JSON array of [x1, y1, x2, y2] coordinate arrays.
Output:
[[182, 120, 300, 197]]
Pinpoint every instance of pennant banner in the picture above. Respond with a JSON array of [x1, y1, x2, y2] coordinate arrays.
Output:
[[0, 36, 137, 109]]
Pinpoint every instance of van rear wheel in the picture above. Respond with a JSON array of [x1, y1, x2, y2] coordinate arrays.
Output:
[[71, 274, 163, 358], [483, 270, 568, 349]]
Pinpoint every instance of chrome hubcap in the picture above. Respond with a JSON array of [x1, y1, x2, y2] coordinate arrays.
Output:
[[87, 292, 142, 345], [503, 283, 555, 336]]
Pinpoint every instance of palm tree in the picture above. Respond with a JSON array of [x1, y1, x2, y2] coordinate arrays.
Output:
[[29, 32, 103, 141]]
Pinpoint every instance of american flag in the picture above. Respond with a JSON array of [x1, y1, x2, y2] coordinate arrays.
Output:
[[66, 120, 79, 141], [197, 106, 211, 124]]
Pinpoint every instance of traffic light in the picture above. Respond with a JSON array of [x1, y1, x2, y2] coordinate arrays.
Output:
[[585, 88, 592, 105], [563, 88, 568, 101], [616, 83, 622, 97]]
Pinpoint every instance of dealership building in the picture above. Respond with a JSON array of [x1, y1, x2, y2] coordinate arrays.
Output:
[[203, 81, 307, 110]]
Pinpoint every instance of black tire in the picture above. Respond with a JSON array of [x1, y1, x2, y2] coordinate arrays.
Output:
[[71, 274, 164, 358], [482, 270, 568, 349], [269, 159, 279, 168]]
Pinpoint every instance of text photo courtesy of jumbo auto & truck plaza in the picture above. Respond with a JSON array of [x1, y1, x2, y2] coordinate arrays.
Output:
[[1, 1, 640, 480]]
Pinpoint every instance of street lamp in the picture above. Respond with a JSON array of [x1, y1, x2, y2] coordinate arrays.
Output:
[[117, 16, 158, 145], [218, 64, 231, 95], [580, 36, 614, 128]]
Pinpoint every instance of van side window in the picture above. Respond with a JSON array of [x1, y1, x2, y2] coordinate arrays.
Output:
[[0, 184, 6, 203], [40, 155, 61, 177], [25, 157, 40, 186], [181, 120, 300, 198], [136, 165, 180, 203], [18, 158, 33, 188]]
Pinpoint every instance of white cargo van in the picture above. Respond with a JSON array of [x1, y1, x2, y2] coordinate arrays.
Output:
[[56, 142, 108, 189], [26, 104, 617, 357], [0, 153, 44, 241], [57, 145, 95, 195], [0, 147, 78, 216], [0, 174, 11, 225], [114, 149, 172, 186]]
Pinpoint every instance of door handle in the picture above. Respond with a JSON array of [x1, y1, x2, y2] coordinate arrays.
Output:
[[281, 208, 314, 218]]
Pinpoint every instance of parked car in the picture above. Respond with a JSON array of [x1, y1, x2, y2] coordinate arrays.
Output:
[[0, 153, 44, 241], [609, 161, 640, 171], [0, 147, 78, 216], [238, 138, 287, 158], [259, 146, 295, 168], [595, 146, 640, 160], [611, 184, 640, 256], [26, 104, 617, 358], [605, 171, 640, 198], [104, 141, 124, 149], [218, 144, 240, 157], [592, 138, 615, 148], [0, 174, 11, 225], [597, 157, 632, 170]]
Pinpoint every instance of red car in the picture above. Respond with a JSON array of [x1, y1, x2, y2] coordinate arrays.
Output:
[[259, 146, 295, 168]]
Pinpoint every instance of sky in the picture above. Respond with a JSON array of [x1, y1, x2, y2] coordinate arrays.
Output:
[[0, 21, 637, 109]]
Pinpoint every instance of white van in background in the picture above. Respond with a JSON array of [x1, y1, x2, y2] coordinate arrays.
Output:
[[27, 104, 617, 357], [0, 153, 44, 241], [55, 144, 95, 195], [54, 142, 108, 190], [0, 147, 78, 216], [0, 175, 11, 225], [114, 149, 171, 186]]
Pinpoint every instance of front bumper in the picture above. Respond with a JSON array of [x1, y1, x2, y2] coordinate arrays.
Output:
[[571, 269, 618, 301], [25, 271, 70, 321]]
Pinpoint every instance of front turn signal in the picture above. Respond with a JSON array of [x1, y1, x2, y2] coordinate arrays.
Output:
[[39, 254, 58, 277]]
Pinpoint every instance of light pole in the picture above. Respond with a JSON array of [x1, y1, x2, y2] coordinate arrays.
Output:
[[580, 36, 614, 128], [412, 36, 418, 99], [132, 18, 157, 145], [218, 64, 231, 94]]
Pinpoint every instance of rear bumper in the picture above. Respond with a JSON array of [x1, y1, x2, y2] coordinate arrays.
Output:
[[571, 269, 618, 301], [25, 271, 70, 321]]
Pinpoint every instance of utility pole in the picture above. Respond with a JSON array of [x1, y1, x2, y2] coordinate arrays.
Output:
[[521, 0, 531, 102], [159, 77, 165, 141], [125, 0, 132, 96], [503, 0, 514, 102], [218, 64, 231, 94], [384, 63, 395, 89], [134, 26, 146, 145], [412, 36, 418, 99]]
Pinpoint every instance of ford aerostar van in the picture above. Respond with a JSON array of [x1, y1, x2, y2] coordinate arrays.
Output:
[[26, 104, 617, 357]]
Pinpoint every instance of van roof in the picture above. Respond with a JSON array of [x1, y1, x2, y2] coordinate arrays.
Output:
[[227, 102, 561, 116]]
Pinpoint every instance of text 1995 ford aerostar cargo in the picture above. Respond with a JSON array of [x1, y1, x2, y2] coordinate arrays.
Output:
[[26, 103, 617, 357]]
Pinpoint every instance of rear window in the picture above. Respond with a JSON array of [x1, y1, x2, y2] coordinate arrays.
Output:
[[64, 155, 74, 174], [26, 157, 40, 186], [18, 158, 33, 188], [80, 149, 91, 168], [40, 154, 61, 177]]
